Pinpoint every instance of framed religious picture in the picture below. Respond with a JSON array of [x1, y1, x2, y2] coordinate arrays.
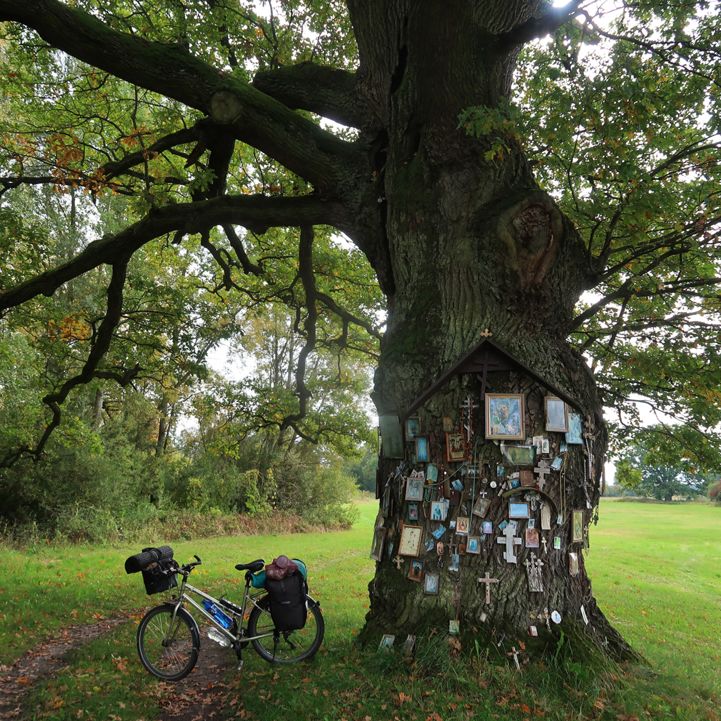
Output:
[[525, 526, 540, 548], [456, 516, 470, 535], [466, 536, 481, 554], [565, 411, 583, 444], [398, 525, 423, 556], [402, 635, 416, 658], [430, 499, 449, 521], [405, 416, 421, 440], [482, 520, 493, 535], [415, 436, 430, 463], [424, 572, 439, 595], [370, 527, 386, 561], [405, 474, 425, 501], [485, 393, 525, 441], [426, 463, 439, 482], [545, 396, 568, 432], [445, 432, 466, 462], [509, 501, 530, 519], [407, 558, 424, 582], [571, 510, 584, 543], [406, 502, 419, 523]]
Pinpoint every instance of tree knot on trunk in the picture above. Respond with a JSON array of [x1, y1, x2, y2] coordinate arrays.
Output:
[[498, 192, 562, 290]]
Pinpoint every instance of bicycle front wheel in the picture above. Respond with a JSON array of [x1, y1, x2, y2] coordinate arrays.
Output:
[[136, 603, 200, 681], [247, 595, 324, 664]]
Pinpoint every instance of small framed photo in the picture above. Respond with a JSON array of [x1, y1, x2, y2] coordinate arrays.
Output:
[[485, 393, 525, 441], [426, 463, 439, 482], [482, 520, 493, 535], [509, 501, 530, 519], [378, 633, 395, 651], [370, 527, 386, 561], [448, 619, 460, 636], [406, 502, 419, 522], [405, 475, 425, 501], [501, 444, 536, 466], [572, 509, 584, 543], [445, 432, 466, 462], [407, 558, 424, 582], [565, 411, 583, 444], [398, 525, 424, 556], [424, 572, 440, 595], [405, 417, 421, 440], [525, 526, 540, 548], [467, 536, 481, 554], [455, 516, 470, 535], [430, 499, 448, 521], [545, 396, 568, 432], [415, 436, 430, 463], [448, 552, 460, 573]]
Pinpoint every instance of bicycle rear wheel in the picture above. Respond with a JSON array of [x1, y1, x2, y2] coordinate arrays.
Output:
[[136, 604, 200, 681], [247, 595, 324, 664]]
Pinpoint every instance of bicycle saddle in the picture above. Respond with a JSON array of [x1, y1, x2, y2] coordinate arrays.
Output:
[[235, 559, 264, 572]]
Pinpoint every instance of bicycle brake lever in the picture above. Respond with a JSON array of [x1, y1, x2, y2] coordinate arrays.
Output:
[[193, 555, 202, 565]]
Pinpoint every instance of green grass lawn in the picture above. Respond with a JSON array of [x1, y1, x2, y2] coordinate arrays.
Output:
[[2, 500, 719, 721]]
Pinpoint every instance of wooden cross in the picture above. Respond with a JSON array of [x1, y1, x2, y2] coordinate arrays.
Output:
[[496, 524, 523, 564], [392, 555, 404, 571], [461, 394, 478, 444], [477, 572, 499, 605], [533, 459, 551, 490]]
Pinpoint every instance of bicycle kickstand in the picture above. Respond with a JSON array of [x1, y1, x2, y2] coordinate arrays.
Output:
[[233, 641, 244, 672]]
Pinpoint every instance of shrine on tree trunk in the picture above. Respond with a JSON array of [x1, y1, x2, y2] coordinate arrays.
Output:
[[373, 336, 600, 662]]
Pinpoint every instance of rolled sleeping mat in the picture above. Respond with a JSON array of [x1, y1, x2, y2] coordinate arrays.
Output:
[[124, 545, 174, 574]]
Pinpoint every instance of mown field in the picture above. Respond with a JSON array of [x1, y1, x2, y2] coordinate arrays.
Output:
[[1, 499, 719, 721]]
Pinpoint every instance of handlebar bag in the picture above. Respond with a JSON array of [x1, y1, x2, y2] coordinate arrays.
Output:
[[264, 571, 307, 631], [125, 546, 178, 595]]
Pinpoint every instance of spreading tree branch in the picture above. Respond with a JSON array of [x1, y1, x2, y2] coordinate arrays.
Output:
[[0, 258, 140, 467], [253, 62, 364, 128], [0, 194, 346, 312], [498, 0, 586, 48], [0, 0, 360, 191]]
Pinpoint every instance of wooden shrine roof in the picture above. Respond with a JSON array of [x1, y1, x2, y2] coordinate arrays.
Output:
[[403, 337, 580, 418]]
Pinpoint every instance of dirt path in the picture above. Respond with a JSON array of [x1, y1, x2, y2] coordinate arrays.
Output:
[[0, 616, 129, 719], [0, 617, 241, 721], [155, 627, 238, 721]]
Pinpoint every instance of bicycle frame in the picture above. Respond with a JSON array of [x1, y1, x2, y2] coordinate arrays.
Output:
[[169, 572, 271, 646]]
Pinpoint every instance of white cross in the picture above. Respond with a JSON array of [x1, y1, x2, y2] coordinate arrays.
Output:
[[496, 525, 523, 564], [508, 646, 521, 670], [524, 552, 544, 593], [534, 459, 552, 490], [392, 555, 404, 571], [541, 537, 548, 555], [477, 572, 499, 605]]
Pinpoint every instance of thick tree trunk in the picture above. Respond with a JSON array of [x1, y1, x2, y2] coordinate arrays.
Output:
[[352, 1, 637, 662]]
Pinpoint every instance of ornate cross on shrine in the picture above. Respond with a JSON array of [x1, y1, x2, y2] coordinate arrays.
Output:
[[392, 555, 404, 571], [477, 572, 499, 605], [496, 524, 523, 564], [461, 394, 478, 444], [533, 459, 552, 490], [524, 552, 544, 593]]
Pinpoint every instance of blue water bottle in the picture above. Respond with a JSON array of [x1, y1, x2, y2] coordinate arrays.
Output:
[[202, 598, 232, 629]]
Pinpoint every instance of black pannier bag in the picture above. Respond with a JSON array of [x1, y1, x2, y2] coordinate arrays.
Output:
[[265, 572, 307, 631], [125, 546, 178, 595]]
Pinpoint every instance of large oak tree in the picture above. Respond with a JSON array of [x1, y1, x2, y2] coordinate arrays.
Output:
[[1, 0, 719, 661]]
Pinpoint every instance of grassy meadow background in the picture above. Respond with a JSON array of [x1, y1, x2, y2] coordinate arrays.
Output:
[[1, 498, 719, 721]]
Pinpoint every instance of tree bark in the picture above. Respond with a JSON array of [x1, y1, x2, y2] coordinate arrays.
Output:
[[351, 1, 637, 661]]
